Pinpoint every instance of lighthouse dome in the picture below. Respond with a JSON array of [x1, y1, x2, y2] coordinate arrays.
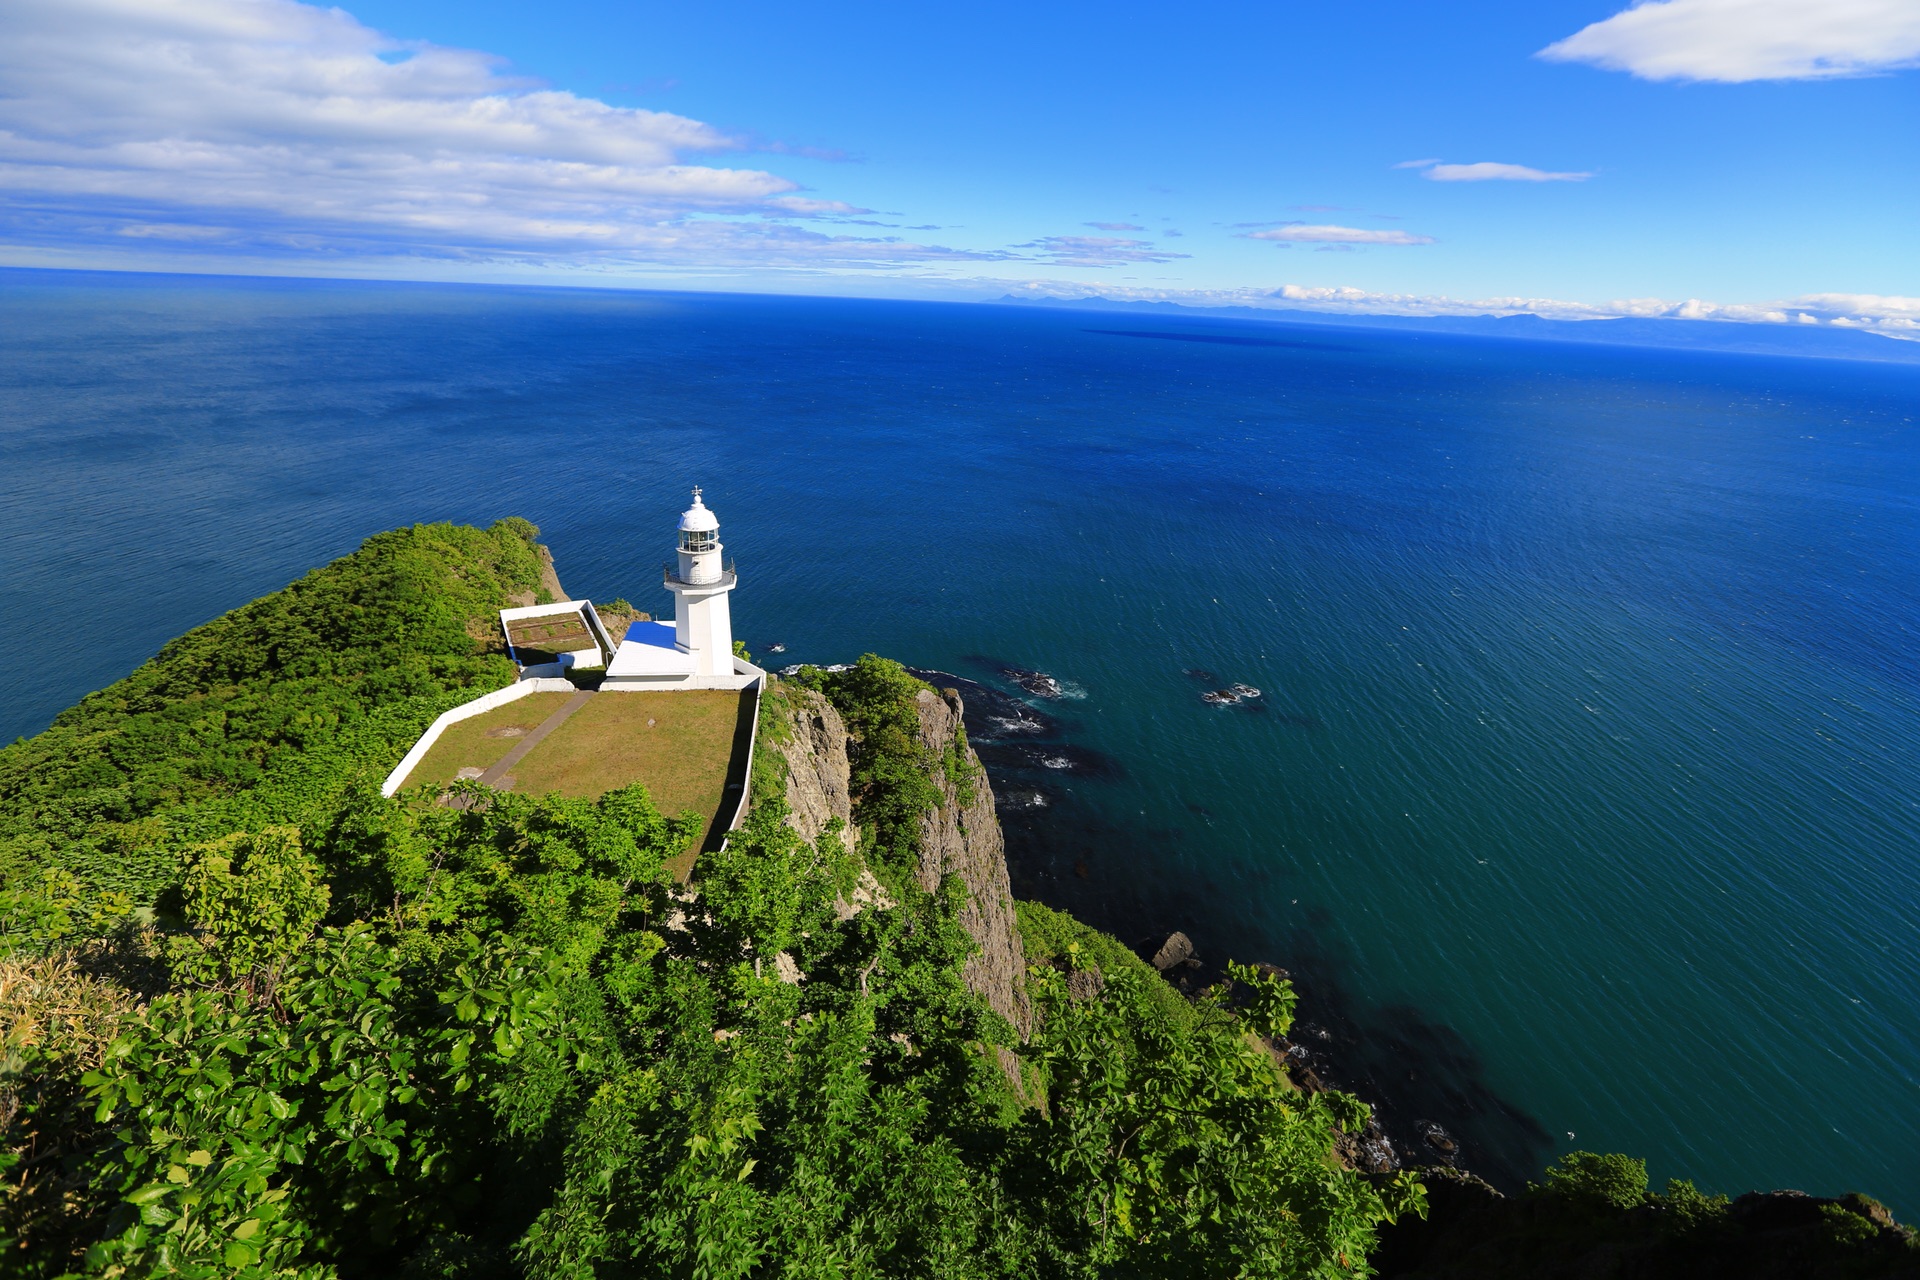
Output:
[[678, 489, 719, 533]]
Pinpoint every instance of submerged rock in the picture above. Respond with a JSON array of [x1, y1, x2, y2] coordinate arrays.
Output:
[[1002, 666, 1064, 699]]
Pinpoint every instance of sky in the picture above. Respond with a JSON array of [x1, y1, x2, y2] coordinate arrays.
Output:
[[2, 0, 1917, 328]]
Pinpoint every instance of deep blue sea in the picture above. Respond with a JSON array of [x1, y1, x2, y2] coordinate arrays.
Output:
[[3, 269, 1916, 1211]]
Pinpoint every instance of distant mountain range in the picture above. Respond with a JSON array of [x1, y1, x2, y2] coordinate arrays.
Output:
[[994, 295, 1920, 365]]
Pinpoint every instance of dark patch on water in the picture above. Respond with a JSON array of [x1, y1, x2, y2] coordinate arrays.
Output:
[[1271, 925, 1556, 1192], [913, 668, 1125, 781], [935, 664, 1554, 1192], [1088, 329, 1354, 351]]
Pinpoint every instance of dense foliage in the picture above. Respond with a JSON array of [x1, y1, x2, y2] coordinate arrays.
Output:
[[0, 533, 1422, 1278], [6, 777, 1421, 1278], [1375, 1152, 1917, 1278], [0, 519, 544, 901]]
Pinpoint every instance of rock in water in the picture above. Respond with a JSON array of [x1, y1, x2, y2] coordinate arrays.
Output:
[[1151, 931, 1196, 971], [1002, 666, 1064, 698]]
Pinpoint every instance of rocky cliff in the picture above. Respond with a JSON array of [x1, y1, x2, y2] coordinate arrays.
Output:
[[768, 684, 858, 853], [768, 680, 1030, 1039], [908, 686, 1031, 1038]]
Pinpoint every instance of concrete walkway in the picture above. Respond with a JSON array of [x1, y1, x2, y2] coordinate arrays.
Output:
[[479, 689, 593, 789]]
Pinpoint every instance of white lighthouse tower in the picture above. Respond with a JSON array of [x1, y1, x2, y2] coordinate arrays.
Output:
[[602, 487, 759, 690], [667, 487, 736, 678]]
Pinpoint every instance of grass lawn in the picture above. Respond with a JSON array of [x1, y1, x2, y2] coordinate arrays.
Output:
[[401, 692, 579, 789], [508, 689, 752, 866]]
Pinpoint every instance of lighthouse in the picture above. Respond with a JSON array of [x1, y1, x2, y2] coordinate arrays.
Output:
[[600, 488, 759, 690], [667, 487, 737, 678]]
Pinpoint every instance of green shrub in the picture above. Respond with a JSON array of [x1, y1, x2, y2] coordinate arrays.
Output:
[[1654, 1177, 1730, 1236], [167, 828, 329, 988], [1015, 898, 1198, 1031], [795, 656, 944, 883], [1540, 1150, 1649, 1211], [3, 531, 1428, 1279]]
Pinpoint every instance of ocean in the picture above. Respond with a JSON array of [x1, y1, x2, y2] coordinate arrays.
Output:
[[3, 268, 1916, 1210]]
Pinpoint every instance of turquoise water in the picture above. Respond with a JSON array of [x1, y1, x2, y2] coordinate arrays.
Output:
[[2, 269, 1916, 1208]]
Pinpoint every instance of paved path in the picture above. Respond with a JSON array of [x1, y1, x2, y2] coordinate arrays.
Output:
[[479, 689, 593, 788]]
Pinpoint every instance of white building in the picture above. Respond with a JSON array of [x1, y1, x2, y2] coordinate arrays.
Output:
[[603, 488, 763, 691]]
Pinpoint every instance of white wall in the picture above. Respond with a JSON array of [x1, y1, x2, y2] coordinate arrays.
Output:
[[380, 677, 575, 797]]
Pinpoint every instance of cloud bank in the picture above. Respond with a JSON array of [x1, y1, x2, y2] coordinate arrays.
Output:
[[992, 279, 1920, 335], [1540, 0, 1920, 82], [0, 0, 993, 267]]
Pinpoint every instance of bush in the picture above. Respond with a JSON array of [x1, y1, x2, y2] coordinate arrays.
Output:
[[1654, 1177, 1730, 1236], [1015, 898, 1197, 1031], [795, 655, 943, 883], [1540, 1150, 1649, 1211], [167, 828, 329, 988]]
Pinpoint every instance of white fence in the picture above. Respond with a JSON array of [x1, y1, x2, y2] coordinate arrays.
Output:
[[382, 659, 770, 854], [380, 677, 576, 797], [717, 670, 766, 847]]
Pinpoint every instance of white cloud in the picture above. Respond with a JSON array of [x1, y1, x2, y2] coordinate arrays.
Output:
[[1420, 162, 1592, 183], [763, 197, 876, 217], [1245, 225, 1436, 246], [989, 279, 1920, 334], [1392, 158, 1443, 169], [1085, 221, 1145, 231], [1539, 0, 1920, 82], [1016, 235, 1190, 266], [0, 0, 985, 266]]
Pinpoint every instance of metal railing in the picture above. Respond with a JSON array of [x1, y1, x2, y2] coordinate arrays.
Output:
[[662, 563, 738, 589]]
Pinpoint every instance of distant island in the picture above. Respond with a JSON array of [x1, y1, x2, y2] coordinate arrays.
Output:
[[2, 516, 1912, 1278]]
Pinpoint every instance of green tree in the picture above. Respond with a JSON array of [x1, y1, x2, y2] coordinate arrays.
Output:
[[1539, 1150, 1649, 1212], [168, 827, 329, 988]]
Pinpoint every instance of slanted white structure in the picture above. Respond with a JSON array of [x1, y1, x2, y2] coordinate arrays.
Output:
[[604, 488, 763, 691], [498, 599, 614, 677]]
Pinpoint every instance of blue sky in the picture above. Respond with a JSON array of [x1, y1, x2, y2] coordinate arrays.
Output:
[[2, 0, 1916, 328]]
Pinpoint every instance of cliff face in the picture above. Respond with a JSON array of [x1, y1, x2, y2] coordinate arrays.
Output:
[[770, 681, 1029, 1039], [770, 686, 858, 852], [909, 687, 1031, 1038]]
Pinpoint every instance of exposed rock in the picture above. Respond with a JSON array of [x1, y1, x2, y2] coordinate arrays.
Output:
[[537, 544, 567, 602], [1151, 931, 1195, 971], [1066, 967, 1106, 1002], [833, 870, 894, 922], [769, 680, 1027, 1041], [1419, 1121, 1461, 1164], [1332, 1115, 1401, 1174], [911, 687, 1031, 1039], [774, 685, 858, 852]]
